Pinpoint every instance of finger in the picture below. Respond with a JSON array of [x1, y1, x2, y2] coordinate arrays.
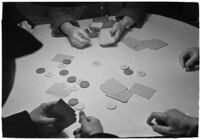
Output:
[[73, 39, 85, 48], [179, 51, 187, 68], [74, 133, 82, 138], [40, 117, 57, 124], [152, 124, 172, 134], [76, 35, 90, 44], [78, 29, 90, 40], [147, 112, 166, 126], [73, 127, 81, 135], [79, 111, 87, 124], [114, 29, 121, 42], [155, 118, 168, 126], [110, 23, 118, 36], [185, 54, 198, 69]]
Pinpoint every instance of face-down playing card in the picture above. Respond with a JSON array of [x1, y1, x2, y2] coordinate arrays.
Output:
[[47, 99, 76, 131], [46, 83, 72, 97], [129, 83, 156, 99], [100, 78, 128, 95], [51, 53, 74, 63], [122, 36, 145, 51], [142, 39, 168, 50], [99, 29, 115, 46]]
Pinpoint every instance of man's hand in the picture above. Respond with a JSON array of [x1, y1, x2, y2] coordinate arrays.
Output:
[[179, 47, 199, 71], [61, 22, 90, 49], [30, 101, 58, 136], [110, 16, 134, 42], [147, 109, 198, 137], [73, 111, 103, 138]]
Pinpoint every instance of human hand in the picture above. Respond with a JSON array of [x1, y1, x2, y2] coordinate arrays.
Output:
[[73, 111, 103, 137], [61, 22, 90, 49], [30, 101, 58, 136], [110, 16, 134, 42], [17, 20, 33, 33], [179, 47, 199, 71], [147, 109, 198, 137]]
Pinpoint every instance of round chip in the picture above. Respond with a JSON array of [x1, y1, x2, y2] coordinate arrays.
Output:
[[74, 103, 85, 111], [136, 70, 146, 77], [92, 61, 101, 67], [79, 81, 90, 88], [62, 59, 71, 65], [120, 65, 129, 70], [106, 102, 117, 110], [69, 85, 79, 91], [57, 63, 67, 68], [124, 68, 134, 75], [44, 72, 54, 77], [68, 98, 79, 106], [36, 67, 45, 74], [59, 69, 69, 76], [67, 76, 77, 83]]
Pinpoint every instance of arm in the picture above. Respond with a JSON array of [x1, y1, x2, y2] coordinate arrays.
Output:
[[50, 8, 79, 37], [116, 2, 146, 28], [2, 111, 39, 137]]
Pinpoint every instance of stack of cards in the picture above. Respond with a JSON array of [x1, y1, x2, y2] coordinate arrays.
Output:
[[100, 79, 156, 103], [99, 29, 115, 46], [51, 53, 74, 63], [47, 99, 76, 131], [122, 36, 168, 51], [100, 78, 130, 103]]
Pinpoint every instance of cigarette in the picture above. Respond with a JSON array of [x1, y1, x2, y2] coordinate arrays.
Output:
[[87, 27, 92, 33]]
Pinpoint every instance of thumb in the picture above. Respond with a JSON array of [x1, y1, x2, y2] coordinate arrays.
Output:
[[79, 111, 88, 124], [39, 116, 56, 124], [110, 23, 118, 36], [185, 54, 198, 68]]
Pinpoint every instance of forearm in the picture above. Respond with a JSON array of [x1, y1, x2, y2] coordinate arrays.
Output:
[[2, 111, 39, 137]]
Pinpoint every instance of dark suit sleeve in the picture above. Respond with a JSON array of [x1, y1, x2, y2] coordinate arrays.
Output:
[[89, 133, 118, 138], [116, 3, 145, 28], [50, 8, 79, 37], [2, 111, 40, 137]]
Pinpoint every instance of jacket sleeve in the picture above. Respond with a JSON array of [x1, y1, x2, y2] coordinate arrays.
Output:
[[2, 111, 40, 137], [116, 3, 145, 28], [50, 8, 79, 37], [89, 133, 118, 138]]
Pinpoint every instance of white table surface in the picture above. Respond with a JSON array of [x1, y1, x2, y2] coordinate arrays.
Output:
[[3, 14, 199, 137]]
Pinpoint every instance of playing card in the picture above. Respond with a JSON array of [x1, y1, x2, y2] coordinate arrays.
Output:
[[47, 99, 76, 131], [51, 53, 74, 63], [100, 78, 128, 95], [142, 39, 168, 50], [129, 83, 156, 99], [46, 83, 72, 97], [99, 29, 115, 46], [122, 36, 144, 51], [101, 20, 115, 28]]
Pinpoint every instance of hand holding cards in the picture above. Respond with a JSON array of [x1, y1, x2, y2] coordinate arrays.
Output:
[[47, 99, 76, 131]]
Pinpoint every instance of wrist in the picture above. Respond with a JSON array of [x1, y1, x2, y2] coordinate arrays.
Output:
[[186, 116, 198, 137], [60, 22, 75, 37], [119, 16, 135, 29]]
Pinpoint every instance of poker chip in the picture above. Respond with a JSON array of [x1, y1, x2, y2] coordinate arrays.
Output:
[[106, 102, 117, 110], [62, 59, 71, 65], [74, 103, 85, 111], [36, 67, 45, 74], [67, 76, 77, 83], [69, 85, 79, 91], [68, 98, 79, 106], [120, 65, 129, 70], [92, 61, 101, 67], [44, 72, 54, 77], [79, 81, 90, 88], [57, 63, 67, 68], [124, 68, 134, 75], [136, 70, 146, 77], [59, 69, 69, 76]]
